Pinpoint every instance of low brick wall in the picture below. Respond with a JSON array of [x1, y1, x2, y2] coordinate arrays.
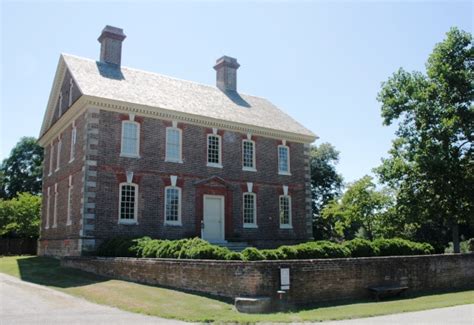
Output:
[[61, 253, 474, 304]]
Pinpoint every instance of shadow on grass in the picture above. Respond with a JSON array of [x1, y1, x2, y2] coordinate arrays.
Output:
[[16, 256, 108, 288]]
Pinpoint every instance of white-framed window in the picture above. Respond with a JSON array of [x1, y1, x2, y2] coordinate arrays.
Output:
[[58, 92, 63, 117], [121, 121, 140, 157], [279, 195, 292, 228], [242, 139, 256, 171], [53, 183, 58, 228], [69, 124, 76, 163], [207, 134, 222, 167], [278, 145, 290, 175], [165, 127, 182, 163], [118, 182, 138, 223], [69, 78, 74, 107], [55, 138, 62, 171], [48, 143, 54, 176], [67, 175, 73, 225], [243, 192, 257, 228], [164, 186, 182, 225], [45, 187, 50, 229]]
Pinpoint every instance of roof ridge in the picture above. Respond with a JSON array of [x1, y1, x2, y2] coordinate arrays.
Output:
[[60, 53, 269, 101]]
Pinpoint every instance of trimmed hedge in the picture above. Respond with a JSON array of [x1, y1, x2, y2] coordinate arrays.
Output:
[[95, 237, 435, 260]]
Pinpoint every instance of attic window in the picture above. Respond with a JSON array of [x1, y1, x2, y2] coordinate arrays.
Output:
[[68, 78, 74, 107], [58, 92, 63, 117]]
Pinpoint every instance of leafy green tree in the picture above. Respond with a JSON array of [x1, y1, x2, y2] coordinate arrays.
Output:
[[0, 137, 43, 199], [309, 143, 343, 239], [376, 27, 473, 253], [0, 193, 41, 238], [321, 176, 394, 241]]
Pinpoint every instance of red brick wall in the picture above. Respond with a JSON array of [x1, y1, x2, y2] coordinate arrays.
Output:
[[62, 253, 474, 304]]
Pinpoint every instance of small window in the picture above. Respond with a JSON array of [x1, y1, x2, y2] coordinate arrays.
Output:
[[45, 187, 51, 229], [55, 139, 62, 171], [67, 176, 73, 225], [278, 145, 290, 175], [207, 134, 222, 167], [165, 186, 182, 225], [119, 182, 138, 223], [121, 121, 140, 157], [58, 92, 63, 117], [243, 192, 257, 227], [242, 140, 256, 171], [53, 183, 58, 228], [69, 78, 74, 107], [165, 127, 182, 163], [70, 126, 76, 162], [49, 144, 54, 175], [279, 195, 292, 228]]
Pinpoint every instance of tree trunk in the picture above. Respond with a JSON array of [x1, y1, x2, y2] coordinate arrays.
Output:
[[452, 223, 460, 253]]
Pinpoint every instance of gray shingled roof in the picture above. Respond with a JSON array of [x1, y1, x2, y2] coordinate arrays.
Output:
[[63, 54, 316, 139]]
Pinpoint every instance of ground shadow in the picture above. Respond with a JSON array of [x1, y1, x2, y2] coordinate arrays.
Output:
[[95, 61, 125, 80], [16, 256, 107, 288]]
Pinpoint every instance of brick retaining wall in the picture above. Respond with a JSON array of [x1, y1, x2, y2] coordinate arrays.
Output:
[[61, 253, 474, 304]]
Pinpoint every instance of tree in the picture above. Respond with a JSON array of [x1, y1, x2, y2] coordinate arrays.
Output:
[[309, 143, 343, 239], [0, 137, 43, 199], [376, 27, 473, 253], [321, 176, 393, 240], [0, 193, 41, 238]]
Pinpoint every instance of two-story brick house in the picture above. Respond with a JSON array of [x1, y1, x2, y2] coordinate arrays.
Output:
[[37, 26, 317, 256]]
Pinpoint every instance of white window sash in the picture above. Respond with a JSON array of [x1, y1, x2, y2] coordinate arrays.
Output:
[[206, 134, 222, 168], [49, 144, 54, 175], [118, 182, 138, 224], [67, 176, 73, 225], [69, 127, 76, 162], [278, 145, 291, 175], [242, 140, 256, 171], [120, 121, 140, 157], [45, 187, 50, 229], [279, 195, 292, 229], [243, 192, 257, 228], [55, 140, 62, 171], [53, 184, 58, 228], [165, 127, 183, 163], [164, 186, 182, 225]]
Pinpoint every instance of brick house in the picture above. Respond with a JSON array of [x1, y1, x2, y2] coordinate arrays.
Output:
[[37, 26, 317, 256]]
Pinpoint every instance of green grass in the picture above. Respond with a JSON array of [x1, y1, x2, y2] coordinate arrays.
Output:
[[1, 256, 473, 323]]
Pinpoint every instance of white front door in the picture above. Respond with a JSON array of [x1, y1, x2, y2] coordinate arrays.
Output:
[[202, 195, 225, 243]]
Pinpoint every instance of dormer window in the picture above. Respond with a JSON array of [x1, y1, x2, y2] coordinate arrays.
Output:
[[207, 131, 222, 168]]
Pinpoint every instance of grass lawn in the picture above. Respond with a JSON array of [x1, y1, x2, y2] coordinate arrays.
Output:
[[1, 255, 473, 323]]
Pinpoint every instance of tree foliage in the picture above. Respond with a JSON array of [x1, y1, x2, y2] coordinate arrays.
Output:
[[309, 143, 343, 239], [0, 193, 41, 238], [0, 137, 43, 199], [321, 175, 394, 240], [375, 27, 474, 252]]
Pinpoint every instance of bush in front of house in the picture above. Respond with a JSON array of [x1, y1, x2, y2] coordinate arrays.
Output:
[[96, 236, 435, 260], [373, 238, 435, 256]]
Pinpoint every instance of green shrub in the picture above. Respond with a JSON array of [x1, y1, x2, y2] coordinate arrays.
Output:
[[291, 241, 351, 259], [343, 238, 379, 257], [241, 247, 266, 261], [260, 249, 284, 260], [186, 244, 231, 260], [374, 238, 434, 256], [224, 251, 242, 260], [96, 237, 136, 257], [278, 246, 298, 259]]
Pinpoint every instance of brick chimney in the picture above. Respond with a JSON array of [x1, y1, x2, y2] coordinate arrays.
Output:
[[98, 25, 126, 66], [213, 56, 240, 92]]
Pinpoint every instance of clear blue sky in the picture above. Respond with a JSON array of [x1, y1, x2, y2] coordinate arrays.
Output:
[[1, 1, 471, 183]]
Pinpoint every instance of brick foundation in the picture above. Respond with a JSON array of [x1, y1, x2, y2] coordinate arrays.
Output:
[[61, 253, 474, 304]]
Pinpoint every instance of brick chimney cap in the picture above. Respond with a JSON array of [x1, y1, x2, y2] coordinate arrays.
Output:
[[214, 55, 240, 70], [98, 25, 126, 42]]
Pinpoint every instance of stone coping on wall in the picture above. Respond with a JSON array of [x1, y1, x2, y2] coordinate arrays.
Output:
[[62, 253, 474, 305]]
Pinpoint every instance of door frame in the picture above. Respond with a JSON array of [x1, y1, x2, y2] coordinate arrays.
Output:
[[202, 194, 226, 243]]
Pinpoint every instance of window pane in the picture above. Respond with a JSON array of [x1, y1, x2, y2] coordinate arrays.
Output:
[[166, 129, 181, 161], [208, 135, 220, 164], [243, 194, 255, 224], [278, 147, 289, 172], [165, 188, 180, 222], [279, 196, 290, 225], [120, 185, 136, 220], [243, 141, 254, 168], [122, 122, 138, 155]]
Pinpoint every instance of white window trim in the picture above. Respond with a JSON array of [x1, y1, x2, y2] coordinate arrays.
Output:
[[48, 144, 54, 176], [165, 126, 183, 163], [58, 92, 63, 117], [66, 176, 73, 226], [69, 125, 76, 163], [279, 195, 293, 229], [45, 187, 50, 229], [206, 133, 223, 168], [243, 192, 258, 228], [120, 120, 140, 158], [53, 183, 58, 228], [278, 145, 291, 175], [164, 186, 182, 226], [242, 139, 257, 172], [118, 182, 139, 224], [55, 139, 62, 171]]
